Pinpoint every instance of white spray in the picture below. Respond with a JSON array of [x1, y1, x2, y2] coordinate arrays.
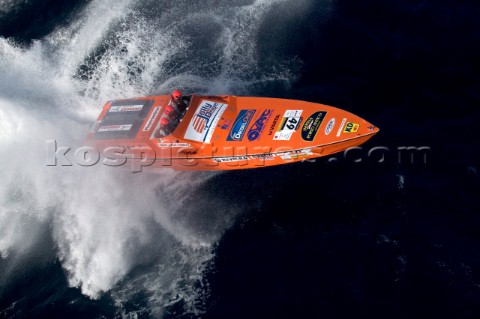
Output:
[[0, 0, 303, 316]]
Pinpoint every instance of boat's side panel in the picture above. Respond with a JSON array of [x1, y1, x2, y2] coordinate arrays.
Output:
[[137, 132, 377, 171]]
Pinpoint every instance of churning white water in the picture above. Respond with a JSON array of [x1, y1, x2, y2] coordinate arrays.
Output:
[[0, 0, 309, 316]]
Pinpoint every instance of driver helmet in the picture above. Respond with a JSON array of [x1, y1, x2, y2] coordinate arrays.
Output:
[[172, 89, 182, 100], [164, 105, 175, 116], [160, 117, 170, 126]]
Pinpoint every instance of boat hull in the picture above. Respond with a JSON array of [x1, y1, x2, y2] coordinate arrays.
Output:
[[85, 94, 379, 171]]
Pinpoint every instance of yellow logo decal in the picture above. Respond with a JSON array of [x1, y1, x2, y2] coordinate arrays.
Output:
[[343, 122, 359, 133]]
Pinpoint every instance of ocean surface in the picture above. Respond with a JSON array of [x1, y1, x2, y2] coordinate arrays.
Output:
[[0, 0, 479, 318]]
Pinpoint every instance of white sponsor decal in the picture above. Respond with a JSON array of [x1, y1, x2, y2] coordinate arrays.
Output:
[[336, 118, 347, 137], [279, 148, 313, 160], [250, 153, 275, 160], [213, 156, 249, 163], [273, 131, 293, 141], [184, 100, 228, 143], [98, 124, 132, 132], [284, 110, 303, 117], [143, 107, 161, 131], [325, 118, 336, 135], [273, 109, 303, 141], [109, 104, 144, 112], [157, 143, 191, 148]]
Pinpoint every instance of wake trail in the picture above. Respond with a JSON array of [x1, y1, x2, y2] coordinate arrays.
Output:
[[0, 0, 310, 317]]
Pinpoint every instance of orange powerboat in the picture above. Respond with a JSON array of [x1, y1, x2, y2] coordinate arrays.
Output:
[[86, 93, 379, 170]]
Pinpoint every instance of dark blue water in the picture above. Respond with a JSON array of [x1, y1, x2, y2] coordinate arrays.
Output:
[[1, 0, 479, 318]]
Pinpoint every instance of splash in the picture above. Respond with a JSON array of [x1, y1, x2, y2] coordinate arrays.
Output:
[[0, 0, 301, 316], [0, 0, 22, 15], [396, 174, 405, 190]]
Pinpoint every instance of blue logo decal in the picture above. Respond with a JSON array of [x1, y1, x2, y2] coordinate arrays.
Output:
[[247, 109, 274, 141], [227, 110, 256, 141]]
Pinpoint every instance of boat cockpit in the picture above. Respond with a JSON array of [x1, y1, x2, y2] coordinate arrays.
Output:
[[152, 95, 192, 138]]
